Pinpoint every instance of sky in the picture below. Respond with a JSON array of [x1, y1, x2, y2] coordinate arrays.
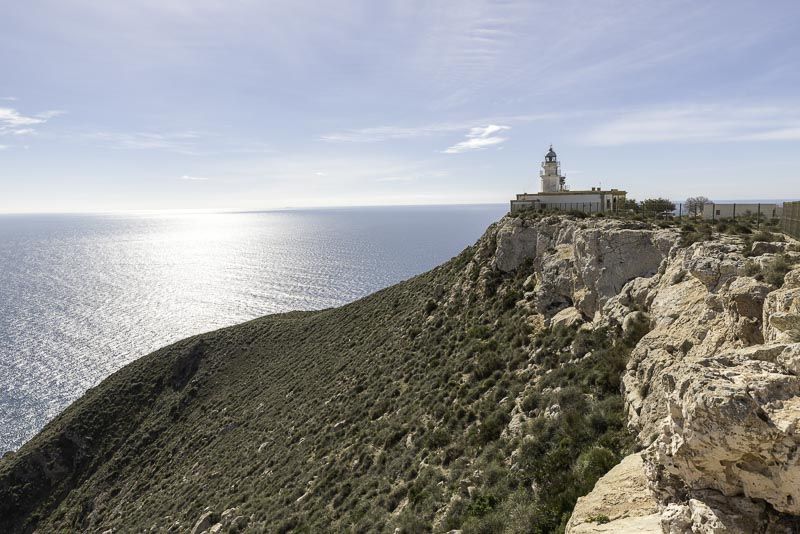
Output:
[[1, 0, 799, 213]]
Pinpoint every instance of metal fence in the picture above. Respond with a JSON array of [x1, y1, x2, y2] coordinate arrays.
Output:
[[529, 202, 696, 218], [516, 201, 784, 228], [784, 201, 800, 240]]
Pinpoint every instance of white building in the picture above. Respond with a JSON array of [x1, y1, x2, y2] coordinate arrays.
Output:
[[510, 146, 626, 213]]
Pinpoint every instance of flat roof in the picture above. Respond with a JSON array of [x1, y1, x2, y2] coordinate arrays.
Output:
[[519, 190, 627, 196]]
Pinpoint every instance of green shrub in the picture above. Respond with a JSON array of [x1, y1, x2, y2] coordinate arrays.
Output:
[[477, 409, 510, 445], [764, 254, 797, 287]]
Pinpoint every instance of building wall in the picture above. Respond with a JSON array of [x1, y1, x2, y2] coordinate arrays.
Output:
[[510, 192, 626, 213], [702, 203, 783, 220], [537, 193, 603, 205]]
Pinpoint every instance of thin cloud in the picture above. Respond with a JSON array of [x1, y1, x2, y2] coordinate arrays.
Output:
[[583, 105, 800, 145], [179, 175, 209, 181], [0, 107, 63, 136], [35, 110, 67, 120], [0, 97, 17, 101], [320, 113, 559, 144], [443, 124, 509, 154]]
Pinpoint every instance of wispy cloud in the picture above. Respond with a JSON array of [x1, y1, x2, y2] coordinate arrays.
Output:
[[179, 175, 210, 181], [584, 105, 800, 146], [0, 144, 8, 150], [443, 124, 509, 154], [0, 97, 17, 101], [320, 113, 560, 144], [0, 107, 64, 137]]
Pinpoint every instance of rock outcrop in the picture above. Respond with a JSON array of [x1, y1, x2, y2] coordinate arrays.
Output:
[[488, 216, 675, 318], [484, 214, 800, 533], [566, 453, 661, 533]]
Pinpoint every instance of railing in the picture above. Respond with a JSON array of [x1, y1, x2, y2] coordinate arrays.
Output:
[[784, 201, 800, 240]]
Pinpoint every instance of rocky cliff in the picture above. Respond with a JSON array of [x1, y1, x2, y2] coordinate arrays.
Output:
[[1, 212, 798, 533]]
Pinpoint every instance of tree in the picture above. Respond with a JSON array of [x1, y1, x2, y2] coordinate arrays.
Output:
[[640, 198, 676, 215], [621, 198, 639, 212], [685, 196, 710, 217]]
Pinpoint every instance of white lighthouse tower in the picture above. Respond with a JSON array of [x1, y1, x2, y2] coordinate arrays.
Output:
[[540, 145, 566, 193]]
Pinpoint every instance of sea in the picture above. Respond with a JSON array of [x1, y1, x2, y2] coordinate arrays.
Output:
[[0, 204, 507, 454]]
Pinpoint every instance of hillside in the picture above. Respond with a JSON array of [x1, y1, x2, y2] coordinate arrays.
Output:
[[2, 212, 799, 533]]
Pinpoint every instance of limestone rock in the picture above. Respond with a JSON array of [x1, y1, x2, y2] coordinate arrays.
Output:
[[551, 307, 584, 329], [727, 277, 771, 320], [751, 241, 789, 256], [488, 216, 676, 318], [572, 227, 673, 317], [492, 218, 539, 272], [764, 283, 800, 343], [683, 241, 745, 291], [784, 268, 800, 289], [644, 352, 800, 514], [566, 453, 660, 534], [659, 490, 799, 534], [777, 344, 800, 375], [474, 215, 800, 531], [190, 511, 215, 534]]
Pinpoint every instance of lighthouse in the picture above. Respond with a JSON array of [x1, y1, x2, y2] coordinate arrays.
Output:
[[540, 145, 566, 193], [510, 146, 627, 213]]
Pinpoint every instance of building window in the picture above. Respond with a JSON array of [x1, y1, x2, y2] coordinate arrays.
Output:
[[716, 210, 720, 216]]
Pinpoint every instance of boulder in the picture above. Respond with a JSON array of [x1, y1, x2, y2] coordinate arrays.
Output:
[[565, 453, 660, 534], [726, 277, 771, 320], [683, 241, 745, 291], [660, 492, 772, 534], [190, 512, 215, 534], [784, 268, 800, 289], [551, 307, 584, 329], [751, 241, 788, 256]]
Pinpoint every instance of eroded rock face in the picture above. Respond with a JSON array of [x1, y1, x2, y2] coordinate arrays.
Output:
[[489, 216, 677, 318], [764, 270, 800, 342], [575, 234, 800, 532], [645, 350, 800, 514], [476, 216, 800, 531]]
